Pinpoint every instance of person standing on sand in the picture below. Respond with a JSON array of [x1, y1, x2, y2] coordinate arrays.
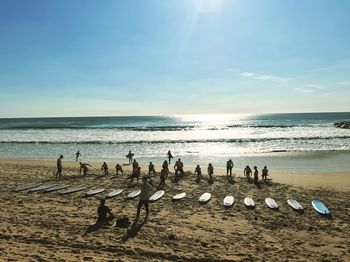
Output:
[[194, 164, 202, 182], [115, 163, 123, 176], [253, 166, 259, 184], [126, 150, 134, 164], [162, 160, 169, 171], [75, 150, 81, 162], [244, 165, 252, 180], [101, 162, 109, 175], [226, 159, 234, 180], [157, 167, 168, 190], [167, 150, 173, 164], [148, 162, 157, 176], [132, 159, 139, 171], [262, 166, 269, 181], [56, 155, 63, 178], [174, 158, 184, 182], [134, 176, 153, 223], [208, 163, 214, 183], [127, 166, 141, 185], [96, 198, 114, 224]]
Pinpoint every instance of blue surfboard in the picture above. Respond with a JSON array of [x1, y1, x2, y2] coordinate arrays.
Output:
[[312, 199, 330, 215]]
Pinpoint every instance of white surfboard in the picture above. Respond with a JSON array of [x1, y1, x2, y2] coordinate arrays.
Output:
[[59, 186, 86, 195], [149, 190, 165, 202], [265, 198, 278, 209], [85, 188, 105, 197], [43, 184, 69, 193], [14, 182, 42, 192], [223, 195, 234, 207], [199, 192, 212, 203], [172, 192, 186, 200], [29, 184, 58, 192], [127, 189, 141, 199], [244, 197, 255, 207], [105, 189, 123, 198], [287, 199, 303, 211]]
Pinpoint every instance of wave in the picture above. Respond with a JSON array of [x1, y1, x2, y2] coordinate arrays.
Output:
[[1, 136, 350, 144]]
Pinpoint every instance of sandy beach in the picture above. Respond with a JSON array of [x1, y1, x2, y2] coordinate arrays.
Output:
[[0, 159, 349, 261]]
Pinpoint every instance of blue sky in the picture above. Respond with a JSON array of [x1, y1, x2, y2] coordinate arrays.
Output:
[[0, 0, 350, 117]]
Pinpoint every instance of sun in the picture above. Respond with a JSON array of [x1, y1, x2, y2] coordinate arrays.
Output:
[[193, 0, 224, 13]]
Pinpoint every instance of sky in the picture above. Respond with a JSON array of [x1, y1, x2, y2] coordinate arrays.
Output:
[[0, 0, 350, 117]]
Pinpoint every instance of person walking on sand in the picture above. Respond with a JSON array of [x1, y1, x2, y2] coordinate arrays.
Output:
[[244, 165, 252, 180], [194, 164, 202, 182], [96, 198, 115, 224], [75, 150, 81, 162], [148, 162, 157, 176], [167, 150, 173, 164], [134, 176, 153, 223], [80, 162, 91, 176], [115, 163, 123, 176], [132, 159, 139, 171], [101, 162, 109, 175], [262, 166, 268, 181], [157, 167, 168, 190], [226, 159, 234, 180], [56, 155, 64, 178], [208, 163, 214, 183], [253, 166, 259, 184], [126, 150, 134, 164]]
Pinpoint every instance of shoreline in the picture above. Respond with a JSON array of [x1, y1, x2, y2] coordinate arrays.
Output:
[[1, 158, 349, 192]]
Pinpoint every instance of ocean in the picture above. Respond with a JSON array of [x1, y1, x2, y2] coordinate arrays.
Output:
[[1, 112, 350, 172]]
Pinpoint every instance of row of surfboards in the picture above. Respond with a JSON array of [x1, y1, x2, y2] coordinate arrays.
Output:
[[13, 182, 331, 215]]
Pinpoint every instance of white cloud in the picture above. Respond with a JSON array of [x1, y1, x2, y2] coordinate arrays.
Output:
[[294, 87, 314, 93], [239, 72, 255, 77], [337, 81, 350, 85], [254, 75, 289, 82], [306, 84, 325, 89]]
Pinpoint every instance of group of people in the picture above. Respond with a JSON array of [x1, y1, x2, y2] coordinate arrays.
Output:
[[244, 165, 269, 184]]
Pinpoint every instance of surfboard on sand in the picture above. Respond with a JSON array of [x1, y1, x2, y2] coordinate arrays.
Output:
[[85, 188, 105, 197], [29, 184, 58, 192], [312, 199, 331, 215], [14, 182, 42, 192], [43, 184, 69, 193], [149, 190, 165, 202], [223, 195, 234, 207], [127, 189, 141, 199], [244, 197, 255, 208], [287, 199, 303, 211], [172, 192, 186, 200], [199, 193, 211, 203], [59, 186, 86, 195], [105, 189, 123, 198], [265, 198, 278, 209]]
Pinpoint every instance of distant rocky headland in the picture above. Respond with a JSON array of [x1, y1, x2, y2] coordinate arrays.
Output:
[[334, 121, 350, 129]]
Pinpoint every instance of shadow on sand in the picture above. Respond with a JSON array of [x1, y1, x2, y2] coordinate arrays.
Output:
[[122, 219, 147, 242]]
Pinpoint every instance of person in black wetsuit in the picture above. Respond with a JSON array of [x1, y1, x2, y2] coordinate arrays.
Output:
[[97, 198, 114, 224], [101, 162, 109, 175], [167, 150, 173, 164], [56, 155, 63, 178]]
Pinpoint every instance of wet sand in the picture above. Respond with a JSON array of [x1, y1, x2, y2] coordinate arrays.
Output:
[[0, 160, 349, 261]]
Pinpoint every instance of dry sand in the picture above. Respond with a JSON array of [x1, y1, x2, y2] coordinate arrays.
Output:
[[0, 159, 349, 261]]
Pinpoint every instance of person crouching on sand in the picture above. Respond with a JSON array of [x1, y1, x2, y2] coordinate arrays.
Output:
[[101, 162, 109, 175], [56, 155, 64, 178], [97, 198, 114, 224], [127, 166, 141, 185], [194, 165, 202, 182], [244, 165, 252, 180], [115, 163, 123, 176], [80, 162, 91, 176], [262, 166, 268, 181], [253, 166, 259, 184], [134, 176, 153, 224], [208, 163, 214, 183]]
